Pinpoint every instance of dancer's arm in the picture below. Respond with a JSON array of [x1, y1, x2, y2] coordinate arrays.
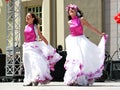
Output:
[[37, 27, 48, 45], [80, 18, 104, 36]]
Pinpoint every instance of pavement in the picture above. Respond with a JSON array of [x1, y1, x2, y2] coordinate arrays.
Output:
[[0, 81, 120, 90]]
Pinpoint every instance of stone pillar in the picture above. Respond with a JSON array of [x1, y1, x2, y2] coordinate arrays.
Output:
[[42, 0, 51, 42], [56, 0, 65, 50]]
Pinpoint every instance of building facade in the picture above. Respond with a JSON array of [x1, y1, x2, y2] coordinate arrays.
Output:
[[0, 0, 120, 60]]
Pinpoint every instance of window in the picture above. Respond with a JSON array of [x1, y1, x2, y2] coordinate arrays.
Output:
[[26, 6, 42, 31]]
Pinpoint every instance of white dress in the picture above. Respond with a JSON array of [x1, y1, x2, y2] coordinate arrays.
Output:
[[64, 16, 107, 86], [23, 24, 62, 85], [64, 35, 107, 86]]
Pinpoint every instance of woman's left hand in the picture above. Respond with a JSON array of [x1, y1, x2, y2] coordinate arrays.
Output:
[[100, 32, 105, 37]]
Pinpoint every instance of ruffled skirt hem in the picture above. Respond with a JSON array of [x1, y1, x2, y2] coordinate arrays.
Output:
[[64, 35, 107, 85], [23, 41, 62, 84]]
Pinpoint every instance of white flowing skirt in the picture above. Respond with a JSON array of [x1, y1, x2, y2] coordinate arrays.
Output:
[[22, 41, 62, 84], [64, 35, 107, 86]]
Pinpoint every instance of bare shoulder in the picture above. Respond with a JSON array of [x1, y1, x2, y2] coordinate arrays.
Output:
[[80, 17, 86, 21], [80, 17, 86, 25], [80, 17, 84, 20], [68, 20, 72, 23], [68, 20, 72, 25]]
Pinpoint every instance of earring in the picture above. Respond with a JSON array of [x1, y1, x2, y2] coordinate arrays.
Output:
[[77, 12, 81, 17]]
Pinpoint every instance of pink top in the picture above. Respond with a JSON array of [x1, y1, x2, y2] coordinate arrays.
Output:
[[69, 16, 83, 36], [24, 24, 36, 42]]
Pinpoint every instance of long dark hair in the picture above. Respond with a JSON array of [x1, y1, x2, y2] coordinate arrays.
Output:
[[28, 12, 40, 25], [68, 9, 84, 20]]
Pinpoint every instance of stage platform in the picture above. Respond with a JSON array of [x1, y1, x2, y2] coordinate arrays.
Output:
[[0, 81, 120, 90]]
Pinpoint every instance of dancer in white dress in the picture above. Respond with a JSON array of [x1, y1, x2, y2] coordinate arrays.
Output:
[[64, 4, 107, 86], [23, 12, 62, 86]]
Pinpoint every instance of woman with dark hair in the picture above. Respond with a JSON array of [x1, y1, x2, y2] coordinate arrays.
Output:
[[64, 4, 108, 86], [23, 12, 62, 86]]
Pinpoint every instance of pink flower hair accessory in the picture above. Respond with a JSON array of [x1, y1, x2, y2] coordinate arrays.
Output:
[[66, 4, 78, 12]]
